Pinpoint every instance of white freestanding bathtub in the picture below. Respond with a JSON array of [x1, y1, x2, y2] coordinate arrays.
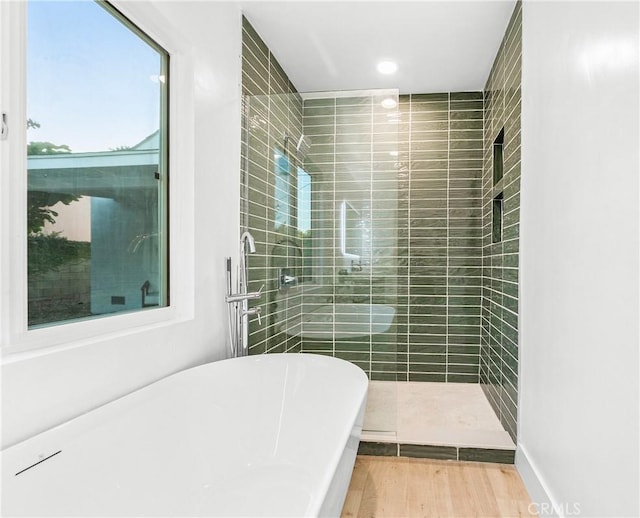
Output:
[[1, 353, 368, 517]]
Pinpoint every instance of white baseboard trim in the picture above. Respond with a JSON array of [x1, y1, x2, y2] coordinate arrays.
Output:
[[516, 444, 560, 518]]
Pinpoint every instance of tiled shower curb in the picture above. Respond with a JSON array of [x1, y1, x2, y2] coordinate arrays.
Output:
[[358, 440, 515, 464]]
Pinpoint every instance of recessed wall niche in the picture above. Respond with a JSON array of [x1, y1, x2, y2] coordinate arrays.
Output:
[[492, 128, 505, 244], [492, 192, 503, 243], [493, 127, 504, 185]]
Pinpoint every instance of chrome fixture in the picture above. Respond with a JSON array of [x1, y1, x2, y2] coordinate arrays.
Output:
[[240, 230, 256, 255], [279, 268, 298, 290], [272, 237, 303, 290], [225, 231, 262, 357], [284, 133, 312, 159], [225, 291, 261, 303]]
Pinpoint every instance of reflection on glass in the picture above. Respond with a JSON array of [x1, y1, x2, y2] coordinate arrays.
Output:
[[297, 168, 313, 282], [274, 150, 291, 230], [340, 200, 362, 261]]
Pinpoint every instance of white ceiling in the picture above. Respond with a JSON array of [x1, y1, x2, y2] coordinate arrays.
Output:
[[239, 1, 517, 95]]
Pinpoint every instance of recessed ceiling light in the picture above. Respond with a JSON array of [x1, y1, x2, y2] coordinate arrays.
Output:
[[381, 97, 397, 109], [377, 60, 398, 75]]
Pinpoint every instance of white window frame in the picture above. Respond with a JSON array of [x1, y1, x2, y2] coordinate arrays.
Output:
[[0, 0, 195, 358]]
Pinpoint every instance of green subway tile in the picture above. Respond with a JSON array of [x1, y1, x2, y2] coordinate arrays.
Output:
[[406, 315, 446, 325], [447, 352, 477, 371], [400, 444, 457, 460], [302, 340, 333, 352], [448, 335, 480, 345], [411, 92, 449, 103], [408, 372, 446, 382], [448, 325, 481, 337], [451, 119, 483, 130], [450, 109, 483, 121], [450, 129, 484, 140], [304, 97, 335, 108], [451, 91, 483, 101], [410, 120, 449, 132], [334, 351, 370, 363], [449, 297, 482, 310], [411, 110, 449, 123], [447, 372, 479, 382], [305, 114, 338, 127], [303, 106, 336, 119], [448, 353, 480, 365], [459, 448, 515, 464], [336, 96, 372, 106], [372, 371, 404, 382], [371, 362, 402, 374], [450, 100, 484, 111], [409, 324, 447, 335], [449, 344, 480, 355], [358, 442, 397, 456]]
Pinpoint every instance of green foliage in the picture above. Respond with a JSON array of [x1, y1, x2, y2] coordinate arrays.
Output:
[[26, 130, 80, 234], [27, 141, 72, 155], [28, 233, 90, 276], [26, 122, 87, 275], [26, 124, 83, 274], [28, 191, 80, 235]]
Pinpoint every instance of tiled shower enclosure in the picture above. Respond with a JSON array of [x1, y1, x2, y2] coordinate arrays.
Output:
[[241, 0, 521, 441]]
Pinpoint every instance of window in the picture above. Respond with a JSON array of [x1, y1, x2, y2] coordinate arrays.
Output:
[[26, 1, 169, 327]]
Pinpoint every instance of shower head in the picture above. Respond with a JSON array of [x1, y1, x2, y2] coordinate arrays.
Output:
[[296, 135, 311, 158], [284, 133, 312, 160]]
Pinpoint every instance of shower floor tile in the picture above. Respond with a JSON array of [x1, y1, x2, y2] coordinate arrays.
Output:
[[361, 381, 515, 450]]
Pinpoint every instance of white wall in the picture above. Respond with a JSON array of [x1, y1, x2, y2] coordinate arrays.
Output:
[[1, 1, 242, 449], [518, 2, 639, 516]]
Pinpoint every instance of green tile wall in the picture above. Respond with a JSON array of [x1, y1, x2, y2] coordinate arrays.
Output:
[[242, 11, 521, 434], [241, 16, 304, 355], [401, 93, 484, 382], [480, 1, 522, 441], [299, 92, 484, 381], [300, 93, 403, 379]]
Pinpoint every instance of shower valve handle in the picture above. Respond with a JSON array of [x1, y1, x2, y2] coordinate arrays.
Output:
[[243, 306, 261, 325]]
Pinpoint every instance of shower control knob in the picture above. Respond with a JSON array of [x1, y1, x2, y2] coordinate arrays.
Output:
[[244, 306, 262, 325]]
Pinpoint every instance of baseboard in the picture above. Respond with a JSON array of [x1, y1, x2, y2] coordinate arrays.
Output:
[[515, 444, 560, 517]]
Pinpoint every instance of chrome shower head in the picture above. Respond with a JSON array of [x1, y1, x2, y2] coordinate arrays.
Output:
[[284, 133, 311, 160], [296, 135, 311, 158]]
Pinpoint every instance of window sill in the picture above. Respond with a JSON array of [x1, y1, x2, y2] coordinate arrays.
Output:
[[1, 305, 192, 363]]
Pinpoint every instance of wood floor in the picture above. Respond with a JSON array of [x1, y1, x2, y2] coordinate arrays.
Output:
[[342, 456, 536, 518]]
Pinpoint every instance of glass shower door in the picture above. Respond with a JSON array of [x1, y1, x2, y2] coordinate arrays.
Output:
[[240, 87, 402, 436], [299, 89, 401, 437]]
